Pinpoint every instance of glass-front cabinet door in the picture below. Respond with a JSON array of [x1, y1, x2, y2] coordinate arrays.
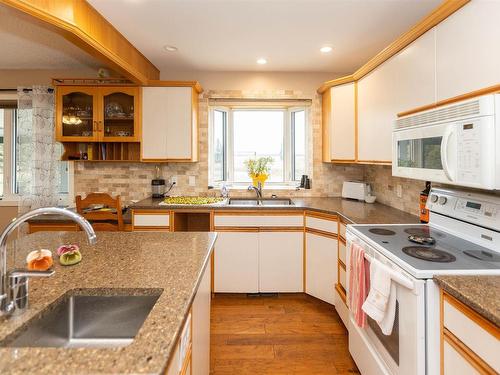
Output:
[[56, 87, 99, 142], [100, 87, 140, 142]]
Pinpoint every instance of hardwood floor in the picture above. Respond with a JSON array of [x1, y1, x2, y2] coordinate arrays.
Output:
[[210, 293, 360, 375]]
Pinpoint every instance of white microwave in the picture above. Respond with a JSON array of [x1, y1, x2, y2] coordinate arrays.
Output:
[[392, 94, 499, 190]]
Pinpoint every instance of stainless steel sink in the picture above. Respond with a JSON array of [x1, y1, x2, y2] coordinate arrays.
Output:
[[0, 291, 161, 348], [228, 198, 294, 206]]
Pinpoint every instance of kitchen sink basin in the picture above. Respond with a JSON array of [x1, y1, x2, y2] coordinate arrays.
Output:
[[0, 291, 161, 348], [228, 198, 294, 206]]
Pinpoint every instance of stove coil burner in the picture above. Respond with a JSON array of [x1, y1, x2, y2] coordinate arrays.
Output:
[[408, 235, 436, 246], [464, 250, 500, 262], [404, 228, 444, 238], [369, 228, 396, 236], [402, 246, 456, 263]]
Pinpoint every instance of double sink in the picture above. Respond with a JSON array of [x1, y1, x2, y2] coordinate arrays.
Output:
[[0, 291, 161, 349], [228, 197, 294, 206]]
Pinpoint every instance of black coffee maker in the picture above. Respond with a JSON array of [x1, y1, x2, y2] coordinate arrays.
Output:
[[152, 166, 166, 198]]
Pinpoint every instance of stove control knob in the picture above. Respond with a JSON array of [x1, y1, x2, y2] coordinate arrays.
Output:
[[438, 196, 448, 205], [430, 194, 439, 203]]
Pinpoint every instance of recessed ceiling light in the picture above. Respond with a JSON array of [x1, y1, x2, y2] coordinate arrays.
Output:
[[257, 58, 267, 65], [320, 46, 333, 53], [164, 45, 178, 52]]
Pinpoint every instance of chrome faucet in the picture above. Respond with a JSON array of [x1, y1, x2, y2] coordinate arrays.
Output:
[[248, 182, 263, 200], [0, 207, 97, 316]]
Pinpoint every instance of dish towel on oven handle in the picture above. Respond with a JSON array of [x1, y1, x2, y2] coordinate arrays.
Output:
[[348, 242, 369, 328], [362, 258, 397, 335]]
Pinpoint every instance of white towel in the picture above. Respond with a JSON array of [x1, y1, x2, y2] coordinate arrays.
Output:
[[362, 259, 397, 335]]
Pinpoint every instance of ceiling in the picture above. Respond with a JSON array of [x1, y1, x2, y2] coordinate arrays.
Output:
[[88, 0, 441, 74], [0, 4, 102, 70]]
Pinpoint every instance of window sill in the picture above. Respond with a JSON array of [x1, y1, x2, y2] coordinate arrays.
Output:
[[210, 183, 303, 191], [0, 198, 19, 207]]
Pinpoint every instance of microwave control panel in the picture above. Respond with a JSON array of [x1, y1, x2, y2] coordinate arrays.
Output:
[[457, 121, 482, 183]]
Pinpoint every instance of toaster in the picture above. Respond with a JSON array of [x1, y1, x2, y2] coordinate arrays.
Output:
[[342, 181, 371, 201]]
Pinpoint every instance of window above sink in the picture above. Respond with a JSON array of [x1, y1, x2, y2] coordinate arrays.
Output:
[[208, 103, 309, 188]]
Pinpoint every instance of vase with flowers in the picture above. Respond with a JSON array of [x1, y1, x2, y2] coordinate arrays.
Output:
[[244, 156, 273, 188]]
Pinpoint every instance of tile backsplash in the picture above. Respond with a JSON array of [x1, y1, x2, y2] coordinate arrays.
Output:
[[74, 89, 422, 216]]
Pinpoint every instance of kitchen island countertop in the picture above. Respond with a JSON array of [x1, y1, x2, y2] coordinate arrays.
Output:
[[0, 231, 216, 374]]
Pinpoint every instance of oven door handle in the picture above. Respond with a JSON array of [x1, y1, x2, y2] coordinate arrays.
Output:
[[441, 125, 455, 182], [364, 252, 417, 295]]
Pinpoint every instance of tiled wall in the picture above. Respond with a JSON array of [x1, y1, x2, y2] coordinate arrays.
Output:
[[75, 89, 366, 204], [74, 89, 421, 216]]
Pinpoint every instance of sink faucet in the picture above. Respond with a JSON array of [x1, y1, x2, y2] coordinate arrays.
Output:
[[0, 207, 97, 316], [248, 182, 263, 200]]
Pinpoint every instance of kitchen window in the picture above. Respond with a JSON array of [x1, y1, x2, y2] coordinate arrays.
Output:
[[209, 106, 308, 186], [0, 107, 72, 203]]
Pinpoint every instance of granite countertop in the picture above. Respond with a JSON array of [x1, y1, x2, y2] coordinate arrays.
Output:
[[27, 208, 133, 224], [0, 231, 216, 375], [434, 275, 500, 327], [131, 196, 420, 224]]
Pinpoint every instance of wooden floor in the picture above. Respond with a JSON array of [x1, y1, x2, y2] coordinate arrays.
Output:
[[210, 293, 360, 375]]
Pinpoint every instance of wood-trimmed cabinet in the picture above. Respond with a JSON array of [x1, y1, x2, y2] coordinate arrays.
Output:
[[141, 84, 200, 162], [322, 83, 356, 163], [56, 86, 141, 143], [212, 213, 304, 293], [440, 291, 499, 374], [304, 212, 338, 305]]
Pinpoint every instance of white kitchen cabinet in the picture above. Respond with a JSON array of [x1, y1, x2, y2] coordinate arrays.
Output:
[[436, 2, 500, 101], [323, 83, 356, 161], [258, 231, 303, 292], [192, 261, 211, 375], [141, 86, 198, 161], [357, 30, 436, 162], [305, 233, 337, 305], [214, 231, 259, 293]]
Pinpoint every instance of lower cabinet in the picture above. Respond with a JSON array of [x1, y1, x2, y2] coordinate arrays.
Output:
[[305, 232, 338, 305], [214, 231, 259, 293], [165, 261, 211, 375], [259, 231, 303, 292]]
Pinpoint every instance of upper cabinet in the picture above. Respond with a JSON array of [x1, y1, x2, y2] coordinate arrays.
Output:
[[322, 82, 356, 162], [436, 1, 500, 101], [56, 86, 140, 143], [141, 85, 200, 162], [357, 30, 436, 162]]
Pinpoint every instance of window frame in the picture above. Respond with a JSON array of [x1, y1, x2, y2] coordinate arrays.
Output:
[[209, 105, 308, 187], [0, 105, 74, 206]]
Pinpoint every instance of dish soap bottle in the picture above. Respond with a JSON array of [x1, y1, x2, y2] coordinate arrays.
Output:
[[420, 181, 431, 223]]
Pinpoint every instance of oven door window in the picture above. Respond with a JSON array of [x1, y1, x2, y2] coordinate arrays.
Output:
[[398, 137, 443, 169], [367, 301, 400, 365]]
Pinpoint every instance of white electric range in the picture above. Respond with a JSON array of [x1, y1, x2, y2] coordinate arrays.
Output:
[[345, 187, 500, 375]]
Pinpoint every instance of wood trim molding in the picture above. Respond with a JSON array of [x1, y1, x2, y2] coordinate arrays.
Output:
[[304, 210, 338, 221], [213, 226, 303, 232], [213, 226, 260, 232], [443, 329, 496, 375], [305, 227, 338, 239], [213, 210, 304, 216], [335, 283, 347, 304], [321, 87, 332, 162], [1, 0, 160, 84], [146, 80, 203, 93], [398, 83, 500, 118], [317, 0, 470, 94]]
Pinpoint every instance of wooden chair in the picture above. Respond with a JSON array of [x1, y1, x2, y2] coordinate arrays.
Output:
[[76, 193, 124, 231]]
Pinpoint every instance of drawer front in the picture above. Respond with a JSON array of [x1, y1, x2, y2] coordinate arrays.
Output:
[[339, 266, 347, 290], [338, 240, 346, 265], [305, 216, 338, 233], [179, 313, 192, 365], [339, 223, 347, 239], [443, 340, 480, 375], [214, 215, 303, 227], [335, 287, 349, 327], [133, 213, 170, 227], [443, 295, 500, 372]]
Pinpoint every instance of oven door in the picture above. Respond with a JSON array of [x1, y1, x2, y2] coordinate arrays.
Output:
[[346, 233, 426, 375], [392, 121, 455, 184]]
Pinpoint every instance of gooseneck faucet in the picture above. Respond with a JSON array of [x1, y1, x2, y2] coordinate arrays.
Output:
[[0, 207, 97, 316], [248, 182, 263, 200]]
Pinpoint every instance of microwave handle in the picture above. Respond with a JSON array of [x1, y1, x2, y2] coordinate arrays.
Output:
[[441, 125, 455, 182]]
